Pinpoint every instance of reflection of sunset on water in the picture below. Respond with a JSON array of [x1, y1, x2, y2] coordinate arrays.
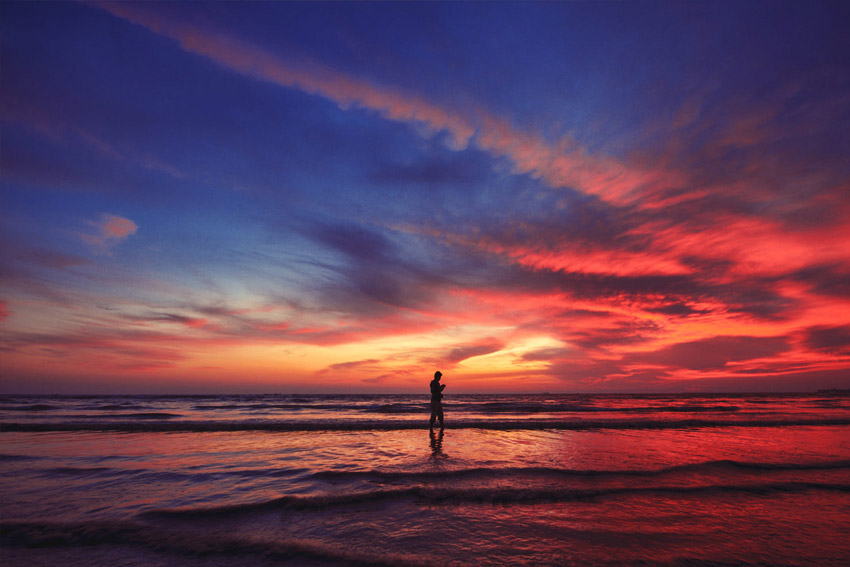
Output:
[[3, 392, 849, 565]]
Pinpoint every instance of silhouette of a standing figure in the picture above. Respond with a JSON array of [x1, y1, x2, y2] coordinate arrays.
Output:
[[429, 370, 445, 429]]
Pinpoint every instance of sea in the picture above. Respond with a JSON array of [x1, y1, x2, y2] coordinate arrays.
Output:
[[1, 392, 849, 566]]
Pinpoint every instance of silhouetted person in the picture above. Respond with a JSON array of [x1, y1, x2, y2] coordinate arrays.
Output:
[[429, 370, 445, 429]]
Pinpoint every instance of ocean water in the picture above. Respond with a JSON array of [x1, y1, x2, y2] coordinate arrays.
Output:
[[1, 393, 849, 566]]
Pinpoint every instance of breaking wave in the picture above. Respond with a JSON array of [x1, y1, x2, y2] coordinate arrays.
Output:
[[140, 480, 850, 518]]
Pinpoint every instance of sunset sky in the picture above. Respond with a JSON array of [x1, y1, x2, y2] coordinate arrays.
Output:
[[2, 1, 849, 393]]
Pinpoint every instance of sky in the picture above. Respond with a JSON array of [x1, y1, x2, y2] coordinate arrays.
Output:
[[1, 1, 849, 394]]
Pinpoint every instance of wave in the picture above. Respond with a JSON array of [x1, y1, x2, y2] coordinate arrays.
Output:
[[469, 402, 741, 414], [28, 459, 849, 485], [23, 412, 185, 420], [194, 403, 318, 411], [0, 520, 441, 567], [670, 458, 850, 473], [0, 399, 754, 416], [42, 466, 117, 478], [90, 404, 150, 411], [475, 402, 595, 413], [0, 453, 42, 462], [373, 403, 428, 414], [193, 402, 434, 413], [35, 465, 313, 482], [141, 480, 850, 518], [3, 417, 850, 432], [309, 458, 850, 482], [1, 520, 147, 548], [96, 412, 181, 419], [0, 404, 59, 411]]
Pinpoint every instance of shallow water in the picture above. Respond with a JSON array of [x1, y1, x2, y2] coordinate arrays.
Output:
[[2, 393, 849, 566]]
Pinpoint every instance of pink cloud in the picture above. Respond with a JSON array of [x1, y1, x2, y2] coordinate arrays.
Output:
[[82, 214, 138, 250]]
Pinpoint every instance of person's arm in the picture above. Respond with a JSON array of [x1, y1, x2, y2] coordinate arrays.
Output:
[[440, 384, 446, 391]]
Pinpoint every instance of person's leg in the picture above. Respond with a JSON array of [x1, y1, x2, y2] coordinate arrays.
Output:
[[430, 401, 437, 428], [437, 403, 444, 428]]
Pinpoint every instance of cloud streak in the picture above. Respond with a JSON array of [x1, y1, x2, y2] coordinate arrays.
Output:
[[94, 1, 687, 208]]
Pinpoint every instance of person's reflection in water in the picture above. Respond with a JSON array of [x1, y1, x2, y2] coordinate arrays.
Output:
[[429, 427, 446, 460]]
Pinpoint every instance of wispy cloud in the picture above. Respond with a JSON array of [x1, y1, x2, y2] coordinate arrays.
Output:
[[442, 340, 505, 365], [2, 2, 848, 392], [94, 2, 683, 207], [319, 358, 381, 375]]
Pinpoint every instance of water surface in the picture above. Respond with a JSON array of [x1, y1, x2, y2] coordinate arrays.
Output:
[[2, 393, 849, 566]]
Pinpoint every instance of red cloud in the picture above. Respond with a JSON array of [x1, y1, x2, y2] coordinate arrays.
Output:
[[634, 336, 790, 371], [442, 340, 504, 365]]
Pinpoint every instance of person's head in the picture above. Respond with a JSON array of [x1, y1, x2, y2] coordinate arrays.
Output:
[[434, 371, 442, 381]]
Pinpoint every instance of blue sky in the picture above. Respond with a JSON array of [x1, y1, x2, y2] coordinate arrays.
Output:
[[2, 1, 849, 393]]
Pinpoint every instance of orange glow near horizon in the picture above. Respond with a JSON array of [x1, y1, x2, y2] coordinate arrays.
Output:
[[2, 2, 849, 393]]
